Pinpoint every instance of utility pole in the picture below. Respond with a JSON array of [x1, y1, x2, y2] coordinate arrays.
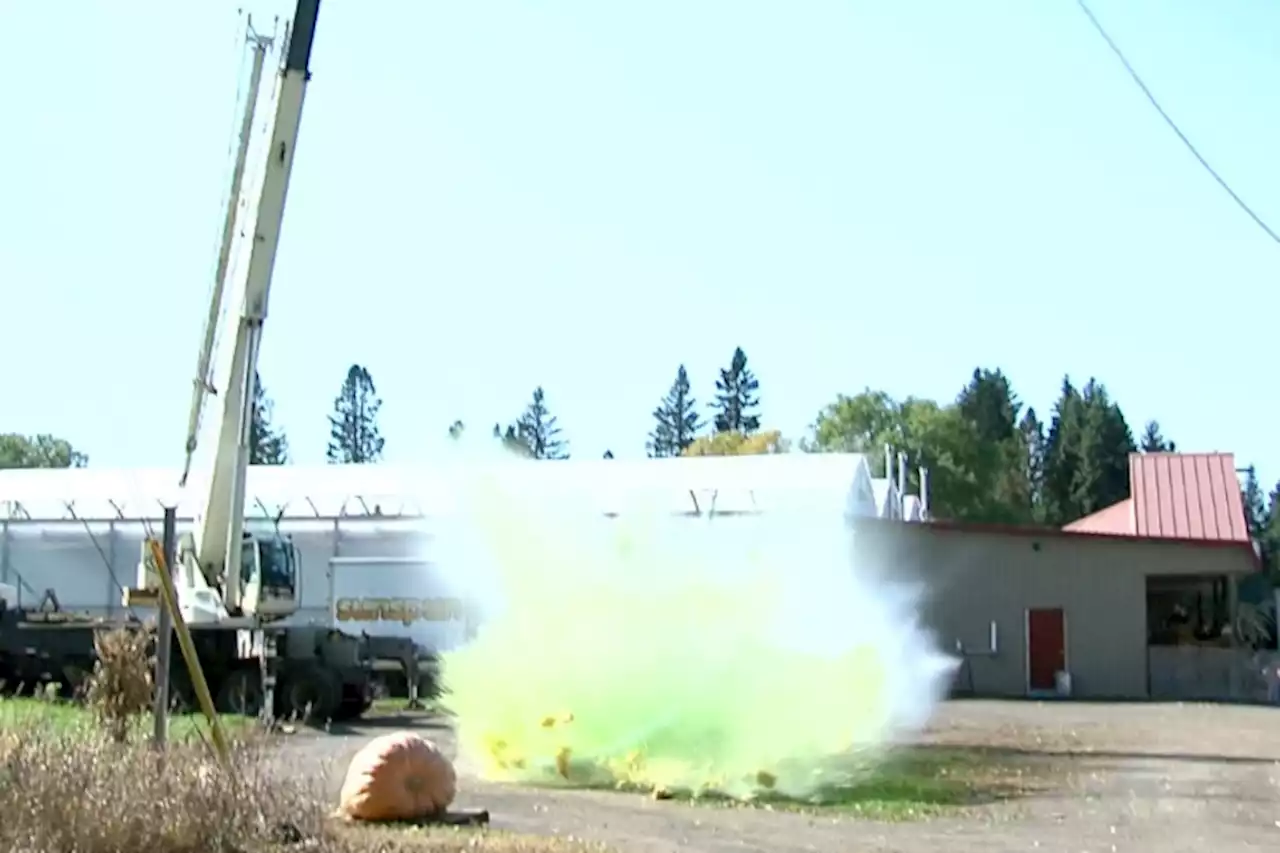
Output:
[[152, 506, 177, 746]]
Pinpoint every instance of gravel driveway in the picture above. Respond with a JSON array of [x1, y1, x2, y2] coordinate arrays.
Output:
[[277, 701, 1280, 853]]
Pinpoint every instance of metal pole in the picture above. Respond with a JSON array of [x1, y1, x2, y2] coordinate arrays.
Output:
[[152, 507, 177, 746]]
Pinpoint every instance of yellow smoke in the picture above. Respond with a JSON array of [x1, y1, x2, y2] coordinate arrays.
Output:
[[438, 464, 948, 799]]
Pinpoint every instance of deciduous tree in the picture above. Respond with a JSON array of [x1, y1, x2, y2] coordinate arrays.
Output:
[[0, 434, 87, 468], [683, 429, 786, 456]]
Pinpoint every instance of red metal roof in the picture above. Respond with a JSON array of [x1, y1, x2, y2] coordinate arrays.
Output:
[[1064, 452, 1250, 545], [1063, 498, 1133, 535], [1130, 452, 1249, 543]]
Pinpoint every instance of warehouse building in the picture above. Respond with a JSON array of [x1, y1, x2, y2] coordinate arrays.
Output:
[[0, 453, 889, 624], [856, 452, 1262, 700]]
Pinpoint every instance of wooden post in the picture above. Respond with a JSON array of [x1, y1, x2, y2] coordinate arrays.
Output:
[[152, 506, 177, 746]]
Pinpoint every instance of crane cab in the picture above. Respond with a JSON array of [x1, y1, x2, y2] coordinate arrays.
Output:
[[239, 531, 300, 619]]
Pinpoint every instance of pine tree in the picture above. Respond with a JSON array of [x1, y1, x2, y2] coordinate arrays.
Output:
[[326, 364, 385, 464], [1019, 407, 1047, 521], [249, 371, 289, 465], [515, 387, 568, 459], [1139, 420, 1176, 452], [1263, 482, 1280, 576], [492, 423, 532, 457], [956, 368, 1018, 443], [603, 449, 615, 459], [1242, 466, 1268, 543], [711, 347, 761, 434], [1042, 377, 1086, 525], [956, 367, 1031, 522], [1040, 376, 1135, 523], [1073, 379, 1135, 515], [448, 420, 465, 440], [647, 365, 702, 457]]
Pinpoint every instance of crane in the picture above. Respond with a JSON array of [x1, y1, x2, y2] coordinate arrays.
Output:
[[137, 0, 321, 626], [124, 0, 421, 720]]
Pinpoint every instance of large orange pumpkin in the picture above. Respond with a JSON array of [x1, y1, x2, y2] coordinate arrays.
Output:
[[339, 731, 457, 822]]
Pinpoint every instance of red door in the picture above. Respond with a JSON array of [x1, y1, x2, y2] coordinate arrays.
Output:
[[1027, 608, 1066, 692]]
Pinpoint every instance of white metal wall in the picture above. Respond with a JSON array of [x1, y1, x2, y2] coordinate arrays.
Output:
[[0, 515, 433, 621], [0, 452, 886, 622]]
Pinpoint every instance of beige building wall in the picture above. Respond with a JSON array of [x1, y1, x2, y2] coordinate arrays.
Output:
[[853, 521, 1257, 699]]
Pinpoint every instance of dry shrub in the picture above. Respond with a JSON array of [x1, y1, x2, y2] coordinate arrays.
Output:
[[84, 627, 154, 743], [0, 716, 325, 853]]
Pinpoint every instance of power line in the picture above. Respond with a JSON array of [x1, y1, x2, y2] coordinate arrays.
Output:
[[1075, 0, 1279, 246]]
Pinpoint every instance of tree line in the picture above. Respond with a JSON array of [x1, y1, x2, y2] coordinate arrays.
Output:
[[6, 354, 1280, 572]]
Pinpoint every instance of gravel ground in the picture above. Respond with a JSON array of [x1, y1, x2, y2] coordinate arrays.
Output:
[[278, 701, 1280, 853]]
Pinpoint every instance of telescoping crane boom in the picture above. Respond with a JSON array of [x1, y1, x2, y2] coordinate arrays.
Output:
[[136, 0, 321, 625]]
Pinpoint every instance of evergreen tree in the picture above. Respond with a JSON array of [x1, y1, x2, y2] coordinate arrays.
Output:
[[1019, 407, 1047, 522], [326, 364, 385, 464], [448, 420, 466, 440], [249, 371, 289, 465], [603, 449, 615, 459], [957, 368, 1018, 443], [1042, 377, 1086, 525], [956, 367, 1031, 522], [648, 365, 702, 457], [492, 422, 532, 457], [1072, 379, 1135, 515], [515, 387, 568, 459], [1263, 482, 1280, 576], [1242, 466, 1268, 543], [711, 347, 761, 434], [1139, 420, 1176, 452]]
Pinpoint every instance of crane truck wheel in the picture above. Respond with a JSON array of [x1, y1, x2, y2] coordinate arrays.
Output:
[[280, 664, 340, 724], [166, 670, 196, 714], [215, 668, 265, 717]]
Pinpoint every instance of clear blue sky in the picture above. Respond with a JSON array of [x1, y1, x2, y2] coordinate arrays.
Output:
[[2, 1, 1277, 487]]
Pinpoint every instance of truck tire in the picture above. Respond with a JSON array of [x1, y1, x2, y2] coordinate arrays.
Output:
[[58, 661, 92, 701], [166, 669, 195, 714], [281, 664, 340, 723], [215, 668, 264, 717]]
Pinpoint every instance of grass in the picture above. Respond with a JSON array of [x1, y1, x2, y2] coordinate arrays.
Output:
[[0, 674, 599, 852], [0, 694, 254, 743], [536, 745, 1053, 822], [726, 746, 1052, 821]]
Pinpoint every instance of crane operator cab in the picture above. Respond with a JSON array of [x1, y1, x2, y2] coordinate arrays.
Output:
[[131, 529, 300, 623], [239, 530, 301, 619]]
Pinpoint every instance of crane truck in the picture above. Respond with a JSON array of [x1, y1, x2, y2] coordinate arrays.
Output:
[[126, 0, 423, 721], [0, 0, 420, 722]]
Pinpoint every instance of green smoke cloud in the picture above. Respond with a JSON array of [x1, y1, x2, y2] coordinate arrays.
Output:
[[439, 464, 950, 799]]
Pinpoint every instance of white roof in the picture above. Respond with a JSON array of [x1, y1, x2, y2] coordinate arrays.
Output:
[[0, 453, 877, 522]]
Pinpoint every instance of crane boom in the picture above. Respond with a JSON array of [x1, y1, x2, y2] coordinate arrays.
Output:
[[182, 0, 321, 619], [180, 28, 273, 490]]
